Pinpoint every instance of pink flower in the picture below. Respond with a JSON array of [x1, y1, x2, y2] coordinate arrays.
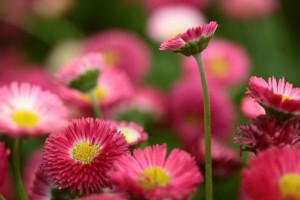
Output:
[[242, 148, 300, 200], [235, 115, 300, 153], [241, 96, 265, 119], [188, 138, 241, 177], [182, 39, 251, 87], [108, 121, 148, 146], [80, 193, 128, 200], [109, 144, 203, 200], [220, 0, 278, 21], [0, 142, 10, 187], [43, 118, 128, 194], [82, 30, 151, 82], [56, 53, 104, 92], [146, 5, 206, 42], [248, 76, 300, 117], [159, 21, 218, 56], [59, 68, 133, 109], [168, 79, 236, 142], [0, 82, 68, 137], [141, 0, 210, 11], [29, 167, 51, 200]]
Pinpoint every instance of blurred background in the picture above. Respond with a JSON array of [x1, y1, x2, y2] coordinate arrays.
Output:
[[1, 0, 300, 199]]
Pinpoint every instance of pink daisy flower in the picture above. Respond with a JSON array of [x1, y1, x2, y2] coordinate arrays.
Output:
[[0, 82, 68, 137], [168, 79, 236, 142], [182, 39, 251, 87], [109, 121, 148, 146], [242, 148, 300, 200], [188, 138, 241, 177], [59, 68, 133, 109], [43, 118, 129, 194], [141, 0, 210, 11], [82, 30, 151, 82], [241, 96, 266, 119], [0, 142, 10, 187], [220, 0, 278, 21], [235, 115, 300, 153], [248, 76, 300, 117], [159, 21, 218, 56], [109, 144, 203, 200], [56, 53, 104, 92], [146, 5, 206, 43]]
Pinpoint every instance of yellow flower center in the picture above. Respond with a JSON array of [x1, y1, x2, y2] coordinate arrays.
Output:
[[71, 141, 100, 163], [102, 49, 119, 66], [83, 87, 108, 103], [139, 167, 171, 190], [279, 173, 300, 199], [282, 95, 292, 102], [118, 127, 140, 144], [12, 110, 40, 128], [208, 57, 229, 78]]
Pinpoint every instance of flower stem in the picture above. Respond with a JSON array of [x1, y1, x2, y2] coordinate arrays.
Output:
[[88, 90, 101, 118], [193, 53, 213, 200], [0, 193, 6, 200], [13, 138, 29, 200]]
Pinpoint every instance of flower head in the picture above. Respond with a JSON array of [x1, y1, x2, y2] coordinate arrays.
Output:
[[248, 76, 300, 118], [109, 144, 202, 199], [235, 115, 300, 153], [159, 21, 218, 56], [56, 53, 104, 92], [0, 142, 10, 187], [0, 82, 68, 137], [109, 121, 148, 146], [43, 118, 129, 194], [82, 30, 151, 82], [242, 148, 300, 200]]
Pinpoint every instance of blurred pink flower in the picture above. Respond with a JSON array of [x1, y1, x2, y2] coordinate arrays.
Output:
[[0, 82, 68, 137], [82, 30, 151, 82], [220, 0, 278, 21], [160, 21, 218, 56], [108, 121, 148, 146], [141, 0, 210, 11], [236, 115, 300, 153], [242, 148, 300, 200], [109, 144, 203, 200], [29, 167, 51, 200], [43, 118, 129, 194], [146, 5, 206, 42], [182, 39, 251, 87], [188, 138, 241, 177], [248, 76, 300, 117], [241, 96, 265, 119], [168, 79, 236, 142], [0, 143, 10, 187]]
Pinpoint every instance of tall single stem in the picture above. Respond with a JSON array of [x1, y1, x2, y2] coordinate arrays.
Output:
[[13, 138, 29, 200], [88, 90, 101, 118], [193, 53, 213, 200]]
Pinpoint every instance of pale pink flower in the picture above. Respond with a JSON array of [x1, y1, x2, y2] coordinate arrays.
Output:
[[241, 96, 265, 119]]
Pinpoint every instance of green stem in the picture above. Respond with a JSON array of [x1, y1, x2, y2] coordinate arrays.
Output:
[[13, 138, 29, 200], [0, 193, 6, 200], [88, 90, 101, 118], [193, 53, 213, 200]]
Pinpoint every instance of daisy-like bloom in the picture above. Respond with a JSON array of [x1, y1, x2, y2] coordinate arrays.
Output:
[[59, 68, 133, 108], [242, 148, 300, 200], [141, 0, 210, 11], [0, 82, 68, 137], [109, 121, 148, 146], [109, 144, 203, 200], [168, 79, 236, 142], [146, 5, 206, 43], [248, 76, 300, 118], [235, 115, 300, 153], [182, 39, 251, 87], [220, 0, 278, 21], [108, 86, 166, 126], [188, 138, 241, 177], [0, 142, 10, 187], [159, 21, 218, 56], [82, 30, 151, 82], [56, 53, 104, 92], [241, 96, 265, 119], [43, 118, 129, 194]]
